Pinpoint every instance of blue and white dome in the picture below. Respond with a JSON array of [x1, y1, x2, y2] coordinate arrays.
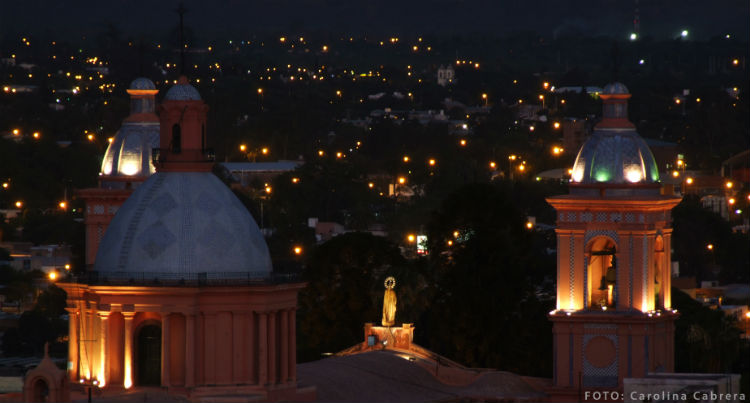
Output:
[[94, 172, 272, 279], [602, 82, 629, 95], [164, 80, 201, 101], [129, 77, 156, 90], [570, 130, 659, 184]]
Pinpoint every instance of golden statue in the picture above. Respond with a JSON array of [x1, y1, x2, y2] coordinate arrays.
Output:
[[382, 276, 397, 327]]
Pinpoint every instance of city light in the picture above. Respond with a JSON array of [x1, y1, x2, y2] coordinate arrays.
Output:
[[681, 30, 688, 38], [65, 264, 71, 271], [407, 234, 415, 243], [630, 33, 637, 41], [239, 144, 247, 152], [59, 201, 67, 209], [2, 182, 7, 189], [489, 161, 496, 169], [291, 177, 299, 184], [48, 272, 57, 281], [672, 171, 680, 178], [726, 181, 733, 189], [293, 246, 303, 255], [87, 134, 94, 141], [707, 244, 714, 250], [553, 122, 560, 129], [318, 150, 324, 156], [33, 132, 40, 139], [459, 139, 467, 147], [733, 59, 739, 66], [265, 186, 272, 194], [15, 201, 22, 208], [403, 155, 410, 162], [261, 147, 269, 155], [398, 177, 406, 185], [728, 198, 736, 205], [543, 82, 549, 89], [336, 151, 343, 159], [686, 177, 694, 185], [552, 146, 564, 155], [428, 159, 436, 166], [526, 221, 534, 229], [368, 182, 374, 188]]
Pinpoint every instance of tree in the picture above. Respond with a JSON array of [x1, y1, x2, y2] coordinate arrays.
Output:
[[420, 183, 554, 376]]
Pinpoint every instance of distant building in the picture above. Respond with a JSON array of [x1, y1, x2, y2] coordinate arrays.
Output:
[[436, 65, 455, 87], [220, 161, 302, 189]]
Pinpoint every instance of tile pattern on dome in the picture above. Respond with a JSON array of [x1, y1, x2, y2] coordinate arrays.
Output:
[[138, 220, 176, 259], [149, 192, 178, 217]]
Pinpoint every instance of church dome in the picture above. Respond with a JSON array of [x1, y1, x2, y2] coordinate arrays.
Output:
[[100, 77, 160, 183], [602, 82, 629, 95], [93, 172, 272, 279], [570, 82, 659, 186], [100, 123, 159, 178], [164, 77, 201, 101], [570, 129, 659, 184], [129, 77, 156, 90]]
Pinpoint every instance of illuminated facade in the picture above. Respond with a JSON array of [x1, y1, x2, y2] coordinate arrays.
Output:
[[61, 77, 310, 401], [546, 83, 681, 401], [77, 78, 160, 267]]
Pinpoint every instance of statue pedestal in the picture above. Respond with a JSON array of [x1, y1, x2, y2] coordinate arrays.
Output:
[[363, 323, 414, 350]]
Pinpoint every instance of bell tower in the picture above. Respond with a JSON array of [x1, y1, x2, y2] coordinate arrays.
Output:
[[546, 83, 681, 401], [155, 76, 213, 172]]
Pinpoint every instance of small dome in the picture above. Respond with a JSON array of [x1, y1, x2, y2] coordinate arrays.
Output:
[[164, 77, 201, 101], [129, 77, 156, 90], [100, 123, 159, 178], [602, 82, 629, 95], [571, 128, 659, 185], [94, 172, 272, 279]]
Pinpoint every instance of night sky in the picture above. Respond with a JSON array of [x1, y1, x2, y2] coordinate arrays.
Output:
[[1, 0, 748, 40]]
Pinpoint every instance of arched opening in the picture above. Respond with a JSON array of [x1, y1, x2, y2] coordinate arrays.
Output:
[[171, 124, 181, 154], [654, 234, 665, 309], [586, 237, 617, 309], [135, 324, 161, 386], [31, 378, 49, 402]]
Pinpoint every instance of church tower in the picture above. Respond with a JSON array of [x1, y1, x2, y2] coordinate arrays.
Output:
[[546, 83, 681, 401], [77, 78, 160, 268]]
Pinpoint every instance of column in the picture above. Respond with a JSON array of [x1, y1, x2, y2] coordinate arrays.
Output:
[[280, 310, 289, 383], [185, 313, 195, 387], [161, 313, 171, 387], [246, 311, 255, 384], [268, 311, 277, 385], [123, 313, 134, 388], [258, 312, 268, 385], [66, 308, 79, 381], [289, 308, 296, 382], [232, 312, 243, 383], [98, 312, 110, 386]]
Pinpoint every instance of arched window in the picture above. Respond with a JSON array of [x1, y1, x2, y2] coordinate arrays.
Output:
[[587, 237, 617, 309], [171, 124, 181, 154]]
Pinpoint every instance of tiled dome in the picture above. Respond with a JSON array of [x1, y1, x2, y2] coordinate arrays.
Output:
[[570, 129, 659, 184], [164, 76, 201, 101], [129, 77, 156, 90], [94, 172, 272, 279]]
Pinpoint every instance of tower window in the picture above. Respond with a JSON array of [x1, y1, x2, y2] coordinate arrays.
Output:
[[171, 124, 181, 154]]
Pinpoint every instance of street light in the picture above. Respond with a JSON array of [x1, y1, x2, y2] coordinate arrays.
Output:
[[681, 30, 689, 38]]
